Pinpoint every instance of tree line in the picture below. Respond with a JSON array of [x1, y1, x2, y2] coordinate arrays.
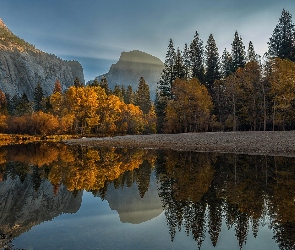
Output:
[[155, 9, 295, 132], [0, 76, 155, 135], [0, 9, 294, 136]]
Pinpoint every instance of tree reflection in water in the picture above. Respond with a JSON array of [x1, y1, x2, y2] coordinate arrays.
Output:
[[155, 151, 295, 250], [0, 143, 294, 249]]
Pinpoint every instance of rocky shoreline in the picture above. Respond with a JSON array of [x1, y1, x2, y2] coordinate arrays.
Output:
[[65, 131, 295, 157]]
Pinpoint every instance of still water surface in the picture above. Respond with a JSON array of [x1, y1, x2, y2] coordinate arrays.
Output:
[[0, 143, 294, 249]]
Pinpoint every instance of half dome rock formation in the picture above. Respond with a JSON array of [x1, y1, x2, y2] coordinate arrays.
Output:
[[0, 18, 84, 100], [102, 173, 163, 224], [95, 50, 164, 99]]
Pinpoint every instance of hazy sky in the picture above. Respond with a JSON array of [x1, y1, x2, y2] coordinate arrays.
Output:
[[1, 1, 295, 81]]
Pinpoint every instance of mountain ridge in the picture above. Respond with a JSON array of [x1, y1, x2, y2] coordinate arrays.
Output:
[[94, 50, 164, 99], [0, 19, 84, 100]]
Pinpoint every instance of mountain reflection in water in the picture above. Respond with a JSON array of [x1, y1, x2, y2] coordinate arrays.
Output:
[[0, 142, 294, 249]]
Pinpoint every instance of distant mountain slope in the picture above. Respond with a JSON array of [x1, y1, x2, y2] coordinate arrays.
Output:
[[0, 19, 84, 100], [94, 50, 164, 99]]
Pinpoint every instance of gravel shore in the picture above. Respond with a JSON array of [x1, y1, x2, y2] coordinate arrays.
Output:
[[64, 131, 295, 156]]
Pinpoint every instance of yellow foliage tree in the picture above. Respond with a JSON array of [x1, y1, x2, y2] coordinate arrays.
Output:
[[165, 78, 213, 133], [268, 58, 295, 130]]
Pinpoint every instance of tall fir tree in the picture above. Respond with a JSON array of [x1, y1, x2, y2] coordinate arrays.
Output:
[[231, 31, 246, 72], [124, 85, 135, 104], [221, 48, 232, 78], [268, 9, 295, 61], [74, 77, 82, 87], [135, 77, 151, 114], [155, 39, 176, 132], [174, 47, 185, 79], [190, 31, 205, 83], [247, 41, 257, 62], [99, 76, 109, 94], [205, 34, 220, 94], [34, 83, 44, 111], [182, 43, 191, 79], [157, 38, 176, 99]]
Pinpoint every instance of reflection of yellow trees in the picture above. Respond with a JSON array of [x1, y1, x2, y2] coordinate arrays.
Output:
[[48, 147, 154, 192], [165, 151, 215, 202], [269, 157, 295, 224], [7, 143, 60, 167]]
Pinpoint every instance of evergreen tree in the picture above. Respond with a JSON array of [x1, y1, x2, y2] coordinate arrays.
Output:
[[247, 41, 257, 62], [11, 94, 20, 115], [124, 85, 134, 104], [174, 47, 185, 79], [268, 9, 295, 61], [34, 83, 44, 111], [74, 77, 82, 87], [205, 34, 220, 94], [135, 77, 151, 114], [99, 76, 109, 94], [90, 78, 100, 87], [157, 38, 176, 99], [155, 38, 176, 132], [16, 93, 33, 116], [113, 85, 123, 100], [182, 43, 191, 79], [190, 31, 205, 83], [231, 31, 246, 72], [221, 49, 233, 78]]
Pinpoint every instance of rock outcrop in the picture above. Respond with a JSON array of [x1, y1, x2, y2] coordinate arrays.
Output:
[[0, 18, 84, 100], [94, 50, 164, 99], [0, 175, 82, 244]]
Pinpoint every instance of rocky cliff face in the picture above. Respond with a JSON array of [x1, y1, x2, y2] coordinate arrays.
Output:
[[0, 175, 82, 244], [95, 50, 164, 99], [0, 19, 84, 100]]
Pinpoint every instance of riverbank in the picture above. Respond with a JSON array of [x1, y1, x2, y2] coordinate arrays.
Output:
[[0, 134, 79, 147], [65, 131, 295, 157]]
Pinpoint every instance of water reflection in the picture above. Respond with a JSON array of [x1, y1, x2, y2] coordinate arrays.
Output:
[[0, 143, 294, 249]]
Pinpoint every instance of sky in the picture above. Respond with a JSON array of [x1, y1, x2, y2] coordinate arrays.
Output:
[[1, 0, 295, 82]]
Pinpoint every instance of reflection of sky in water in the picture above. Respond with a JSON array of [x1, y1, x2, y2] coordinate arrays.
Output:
[[12, 187, 278, 250]]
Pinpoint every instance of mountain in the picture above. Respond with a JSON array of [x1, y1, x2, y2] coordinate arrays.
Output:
[[0, 19, 84, 100], [101, 173, 163, 224], [0, 176, 82, 243], [94, 50, 164, 99]]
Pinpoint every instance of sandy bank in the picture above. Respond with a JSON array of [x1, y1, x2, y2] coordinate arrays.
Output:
[[64, 131, 295, 156]]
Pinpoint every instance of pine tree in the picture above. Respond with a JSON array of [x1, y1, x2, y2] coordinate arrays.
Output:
[[125, 85, 134, 104], [205, 34, 220, 94], [231, 31, 246, 72], [99, 76, 109, 95], [155, 39, 176, 132], [247, 41, 257, 62], [182, 43, 191, 79], [16, 93, 33, 116], [34, 83, 44, 111], [268, 9, 295, 61], [221, 49, 232, 78], [74, 77, 82, 88], [135, 77, 151, 114], [113, 85, 123, 100], [157, 38, 176, 99], [90, 79, 100, 87], [174, 47, 185, 79], [190, 31, 205, 83]]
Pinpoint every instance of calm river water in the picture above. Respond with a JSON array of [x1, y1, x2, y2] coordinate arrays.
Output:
[[0, 142, 294, 250]]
